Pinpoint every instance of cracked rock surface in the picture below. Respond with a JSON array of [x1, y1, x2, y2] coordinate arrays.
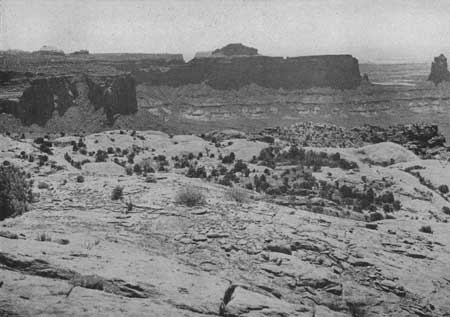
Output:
[[1, 130, 450, 316]]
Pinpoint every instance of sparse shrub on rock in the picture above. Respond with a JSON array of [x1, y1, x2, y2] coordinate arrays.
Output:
[[368, 211, 384, 222], [438, 184, 449, 194], [111, 185, 124, 200], [419, 225, 433, 234], [133, 163, 142, 175], [442, 206, 450, 215], [76, 175, 84, 183], [186, 166, 207, 178], [225, 187, 249, 203], [0, 165, 33, 220], [95, 150, 108, 162], [39, 142, 53, 155], [222, 152, 235, 164], [145, 175, 157, 183], [175, 187, 206, 207], [125, 166, 133, 175]]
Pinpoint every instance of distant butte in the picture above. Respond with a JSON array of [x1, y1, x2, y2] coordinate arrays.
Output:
[[428, 53, 450, 85]]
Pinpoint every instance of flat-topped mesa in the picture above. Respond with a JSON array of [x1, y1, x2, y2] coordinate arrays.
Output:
[[428, 54, 450, 85], [135, 44, 362, 90], [136, 55, 362, 90]]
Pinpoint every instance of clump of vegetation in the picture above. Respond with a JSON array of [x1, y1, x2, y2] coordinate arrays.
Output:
[[39, 142, 53, 155], [133, 163, 142, 175], [125, 166, 133, 176], [225, 187, 249, 203], [419, 225, 433, 234], [145, 175, 157, 183], [438, 184, 449, 194], [442, 206, 450, 215], [186, 166, 207, 178], [175, 187, 206, 207], [111, 185, 124, 200], [0, 165, 33, 220], [76, 175, 85, 183], [221, 152, 236, 164], [95, 150, 108, 162]]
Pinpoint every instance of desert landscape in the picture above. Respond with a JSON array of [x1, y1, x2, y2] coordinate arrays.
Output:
[[2, 1, 450, 316]]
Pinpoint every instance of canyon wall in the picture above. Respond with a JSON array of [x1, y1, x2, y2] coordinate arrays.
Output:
[[134, 55, 361, 90], [0, 74, 138, 126]]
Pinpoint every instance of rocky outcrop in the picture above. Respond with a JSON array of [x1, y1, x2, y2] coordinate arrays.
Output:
[[428, 54, 450, 85], [17, 76, 78, 125], [134, 54, 361, 90], [87, 74, 138, 122], [0, 74, 138, 126]]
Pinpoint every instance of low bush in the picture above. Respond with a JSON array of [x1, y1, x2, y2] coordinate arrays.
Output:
[[76, 175, 84, 183], [111, 185, 124, 200], [175, 187, 206, 207], [438, 184, 449, 194], [225, 187, 249, 203], [0, 165, 33, 220], [419, 225, 433, 234], [95, 150, 108, 162], [442, 206, 450, 215]]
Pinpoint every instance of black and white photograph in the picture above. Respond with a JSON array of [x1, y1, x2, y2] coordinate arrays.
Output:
[[0, 0, 450, 316]]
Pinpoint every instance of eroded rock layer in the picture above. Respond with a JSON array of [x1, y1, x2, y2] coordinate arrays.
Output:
[[0, 74, 137, 126], [134, 54, 362, 90]]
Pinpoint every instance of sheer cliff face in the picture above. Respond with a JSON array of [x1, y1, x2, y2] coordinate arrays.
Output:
[[18, 77, 78, 125], [6, 74, 138, 126], [134, 55, 361, 90], [87, 75, 138, 122]]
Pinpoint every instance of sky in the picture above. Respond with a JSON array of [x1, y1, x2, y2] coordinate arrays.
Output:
[[1, 0, 450, 63]]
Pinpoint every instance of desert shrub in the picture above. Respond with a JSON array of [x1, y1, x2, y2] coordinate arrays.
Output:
[[107, 147, 115, 154], [111, 185, 124, 200], [77, 138, 86, 148], [133, 163, 142, 175], [438, 184, 449, 194], [175, 187, 206, 207], [419, 225, 433, 234], [145, 175, 156, 183], [34, 137, 44, 144], [127, 153, 135, 164], [95, 150, 108, 162], [39, 143, 53, 155], [442, 206, 450, 215], [393, 200, 401, 211], [64, 152, 72, 163], [38, 182, 49, 189], [155, 155, 166, 161], [225, 187, 249, 203], [186, 166, 207, 178], [368, 211, 384, 222], [140, 160, 155, 173], [0, 165, 33, 220], [222, 152, 235, 164], [379, 191, 394, 204], [382, 203, 393, 213], [232, 160, 248, 173], [76, 175, 84, 183], [125, 166, 133, 175]]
